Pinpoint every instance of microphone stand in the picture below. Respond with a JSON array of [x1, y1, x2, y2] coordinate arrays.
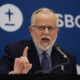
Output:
[[35, 56, 70, 74], [61, 56, 65, 74]]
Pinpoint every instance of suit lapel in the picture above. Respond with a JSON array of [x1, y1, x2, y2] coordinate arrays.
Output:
[[27, 40, 42, 73], [51, 47, 62, 74]]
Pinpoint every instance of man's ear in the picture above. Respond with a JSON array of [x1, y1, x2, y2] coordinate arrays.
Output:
[[29, 26, 33, 36]]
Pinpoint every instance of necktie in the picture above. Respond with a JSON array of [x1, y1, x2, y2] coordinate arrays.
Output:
[[42, 52, 50, 72]]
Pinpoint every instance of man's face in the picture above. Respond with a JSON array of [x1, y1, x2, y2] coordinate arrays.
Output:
[[29, 12, 59, 51]]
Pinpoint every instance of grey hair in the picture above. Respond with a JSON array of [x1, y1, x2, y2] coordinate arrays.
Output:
[[31, 8, 58, 26]]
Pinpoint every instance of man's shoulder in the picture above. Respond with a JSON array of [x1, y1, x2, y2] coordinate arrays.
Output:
[[6, 40, 28, 47], [52, 44, 76, 59], [4, 40, 33, 57], [60, 48, 77, 61], [5, 40, 32, 50]]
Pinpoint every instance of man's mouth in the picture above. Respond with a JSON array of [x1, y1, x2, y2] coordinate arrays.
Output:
[[41, 37, 50, 43]]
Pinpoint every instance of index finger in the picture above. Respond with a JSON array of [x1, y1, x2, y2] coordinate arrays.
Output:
[[23, 46, 29, 57]]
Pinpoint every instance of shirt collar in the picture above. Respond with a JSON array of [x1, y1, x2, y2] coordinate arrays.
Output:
[[35, 44, 52, 57]]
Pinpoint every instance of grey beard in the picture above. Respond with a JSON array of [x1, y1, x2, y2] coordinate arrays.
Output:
[[32, 33, 57, 51]]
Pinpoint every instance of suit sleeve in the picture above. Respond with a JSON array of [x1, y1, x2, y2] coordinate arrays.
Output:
[[0, 45, 17, 74]]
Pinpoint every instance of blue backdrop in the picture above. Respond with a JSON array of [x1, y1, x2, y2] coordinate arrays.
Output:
[[0, 0, 80, 74]]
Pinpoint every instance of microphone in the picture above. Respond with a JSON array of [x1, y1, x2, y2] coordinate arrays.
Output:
[[54, 45, 68, 59], [35, 45, 70, 74], [53, 45, 69, 72]]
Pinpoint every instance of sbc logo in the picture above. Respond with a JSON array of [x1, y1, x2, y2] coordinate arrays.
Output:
[[0, 4, 23, 32]]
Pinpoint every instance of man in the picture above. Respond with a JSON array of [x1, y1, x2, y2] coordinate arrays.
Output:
[[0, 8, 77, 74]]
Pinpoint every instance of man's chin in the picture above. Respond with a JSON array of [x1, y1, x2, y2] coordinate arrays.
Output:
[[41, 44, 49, 47], [38, 44, 52, 51], [40, 42, 50, 47]]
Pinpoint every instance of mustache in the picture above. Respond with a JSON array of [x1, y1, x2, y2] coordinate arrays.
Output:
[[40, 35, 51, 41]]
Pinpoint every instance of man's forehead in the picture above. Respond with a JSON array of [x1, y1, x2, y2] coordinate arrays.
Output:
[[35, 12, 57, 22], [35, 11, 55, 17]]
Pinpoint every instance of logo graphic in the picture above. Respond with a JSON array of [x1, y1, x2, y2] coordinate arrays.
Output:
[[0, 4, 23, 32], [77, 65, 80, 75], [57, 13, 80, 28]]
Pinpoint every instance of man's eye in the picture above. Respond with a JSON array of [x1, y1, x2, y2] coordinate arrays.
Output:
[[48, 27, 53, 30], [38, 26, 44, 29]]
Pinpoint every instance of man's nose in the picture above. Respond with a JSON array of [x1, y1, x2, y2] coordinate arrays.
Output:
[[43, 28, 49, 35]]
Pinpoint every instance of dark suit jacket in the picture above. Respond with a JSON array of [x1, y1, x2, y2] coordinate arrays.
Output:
[[0, 39, 77, 75]]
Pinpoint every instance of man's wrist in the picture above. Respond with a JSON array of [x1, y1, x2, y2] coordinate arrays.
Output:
[[11, 71, 14, 74]]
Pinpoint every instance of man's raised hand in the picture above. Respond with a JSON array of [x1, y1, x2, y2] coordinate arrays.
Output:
[[12, 46, 32, 74]]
